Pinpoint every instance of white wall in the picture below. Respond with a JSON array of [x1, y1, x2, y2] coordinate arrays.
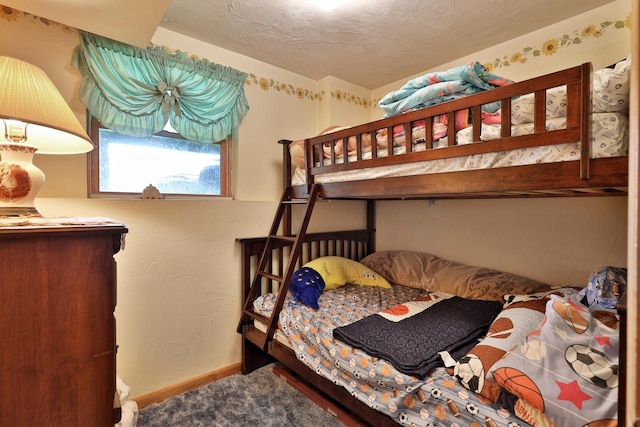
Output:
[[0, 0, 632, 398], [372, 0, 632, 106], [318, 75, 372, 129], [376, 197, 628, 287]]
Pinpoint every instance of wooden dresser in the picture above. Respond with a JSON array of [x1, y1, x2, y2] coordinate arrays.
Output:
[[0, 217, 128, 427]]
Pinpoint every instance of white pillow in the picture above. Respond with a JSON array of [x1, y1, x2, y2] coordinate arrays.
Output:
[[511, 86, 568, 125], [510, 55, 631, 124], [592, 55, 631, 113]]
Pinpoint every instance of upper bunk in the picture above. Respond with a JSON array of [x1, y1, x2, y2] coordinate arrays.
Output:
[[282, 59, 630, 200]]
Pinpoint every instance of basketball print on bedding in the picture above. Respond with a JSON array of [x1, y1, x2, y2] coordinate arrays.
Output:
[[492, 367, 545, 412]]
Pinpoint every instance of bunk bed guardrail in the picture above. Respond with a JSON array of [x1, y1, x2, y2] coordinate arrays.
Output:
[[281, 62, 628, 200]]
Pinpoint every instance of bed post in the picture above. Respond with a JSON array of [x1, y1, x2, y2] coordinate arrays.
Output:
[[367, 200, 376, 254], [618, 293, 627, 424], [279, 139, 294, 235], [580, 62, 593, 180], [237, 237, 274, 374], [304, 137, 314, 195]]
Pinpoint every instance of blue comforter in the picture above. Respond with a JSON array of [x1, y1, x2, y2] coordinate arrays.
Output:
[[378, 62, 512, 117]]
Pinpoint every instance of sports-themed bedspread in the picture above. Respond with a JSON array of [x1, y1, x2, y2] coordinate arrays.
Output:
[[254, 285, 530, 426]]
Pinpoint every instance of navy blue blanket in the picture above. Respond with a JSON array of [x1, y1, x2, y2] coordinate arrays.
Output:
[[333, 296, 502, 378]]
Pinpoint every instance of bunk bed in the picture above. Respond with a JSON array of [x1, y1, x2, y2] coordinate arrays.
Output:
[[288, 60, 628, 200], [237, 59, 630, 427]]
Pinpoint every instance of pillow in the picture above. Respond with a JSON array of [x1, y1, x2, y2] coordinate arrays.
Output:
[[289, 266, 325, 309], [509, 55, 631, 125], [490, 296, 619, 426], [511, 86, 568, 125], [303, 256, 392, 290], [577, 266, 627, 309], [289, 126, 347, 170], [360, 251, 550, 301], [289, 140, 305, 169], [451, 287, 581, 401], [289, 256, 392, 308], [592, 55, 631, 113]]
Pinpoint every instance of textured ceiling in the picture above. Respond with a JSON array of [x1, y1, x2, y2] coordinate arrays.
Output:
[[3, 0, 615, 89], [159, 0, 615, 88]]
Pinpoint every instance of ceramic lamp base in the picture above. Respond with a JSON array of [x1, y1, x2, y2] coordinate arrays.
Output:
[[0, 142, 44, 217]]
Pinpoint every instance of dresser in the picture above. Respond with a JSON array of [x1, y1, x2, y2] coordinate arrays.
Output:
[[0, 217, 128, 427]]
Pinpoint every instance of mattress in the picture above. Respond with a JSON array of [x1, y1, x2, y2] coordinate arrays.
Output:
[[253, 285, 530, 426], [292, 112, 628, 186]]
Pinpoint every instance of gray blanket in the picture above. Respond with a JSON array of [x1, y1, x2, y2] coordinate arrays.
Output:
[[333, 296, 502, 378]]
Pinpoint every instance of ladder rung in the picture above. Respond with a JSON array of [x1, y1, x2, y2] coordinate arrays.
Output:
[[269, 235, 296, 243], [281, 199, 308, 205], [258, 271, 284, 282], [243, 308, 270, 325]]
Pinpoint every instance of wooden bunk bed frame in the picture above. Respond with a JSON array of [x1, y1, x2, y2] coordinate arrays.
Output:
[[237, 62, 629, 426], [290, 62, 627, 200], [238, 228, 385, 426]]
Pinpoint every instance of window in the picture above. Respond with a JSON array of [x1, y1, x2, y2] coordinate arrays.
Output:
[[89, 117, 230, 198]]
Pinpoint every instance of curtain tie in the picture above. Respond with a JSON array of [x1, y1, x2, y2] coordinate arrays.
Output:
[[158, 81, 182, 117]]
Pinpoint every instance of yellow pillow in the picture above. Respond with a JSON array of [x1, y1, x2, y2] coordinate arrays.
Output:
[[303, 256, 392, 290]]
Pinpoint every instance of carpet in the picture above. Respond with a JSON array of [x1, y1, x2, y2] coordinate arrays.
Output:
[[136, 364, 345, 427]]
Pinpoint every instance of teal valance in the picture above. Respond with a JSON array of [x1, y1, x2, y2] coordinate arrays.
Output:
[[72, 31, 249, 143]]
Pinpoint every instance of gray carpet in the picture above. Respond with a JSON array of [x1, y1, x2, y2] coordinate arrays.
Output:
[[136, 364, 346, 427]]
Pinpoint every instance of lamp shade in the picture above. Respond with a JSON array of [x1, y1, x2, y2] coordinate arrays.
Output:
[[0, 56, 94, 154]]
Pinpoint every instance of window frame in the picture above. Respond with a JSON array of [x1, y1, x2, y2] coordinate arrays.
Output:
[[88, 117, 231, 199]]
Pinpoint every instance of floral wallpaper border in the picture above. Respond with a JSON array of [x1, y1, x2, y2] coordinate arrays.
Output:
[[484, 13, 631, 72], [0, 5, 74, 34], [1, 5, 631, 111], [242, 74, 373, 109]]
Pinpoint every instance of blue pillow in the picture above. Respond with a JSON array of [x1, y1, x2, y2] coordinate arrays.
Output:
[[289, 267, 326, 309], [578, 266, 627, 309]]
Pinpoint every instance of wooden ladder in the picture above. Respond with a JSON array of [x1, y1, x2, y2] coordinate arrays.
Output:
[[237, 184, 321, 351]]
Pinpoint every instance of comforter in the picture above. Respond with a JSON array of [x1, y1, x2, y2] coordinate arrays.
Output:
[[378, 61, 513, 117], [253, 285, 528, 426]]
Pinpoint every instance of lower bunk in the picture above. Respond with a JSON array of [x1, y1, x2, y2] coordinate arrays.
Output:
[[238, 233, 624, 427]]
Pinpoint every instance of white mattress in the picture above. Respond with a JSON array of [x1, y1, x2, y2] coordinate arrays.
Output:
[[292, 112, 628, 185], [254, 319, 292, 348]]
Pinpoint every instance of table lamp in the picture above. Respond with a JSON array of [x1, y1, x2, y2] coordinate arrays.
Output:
[[0, 55, 94, 217]]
